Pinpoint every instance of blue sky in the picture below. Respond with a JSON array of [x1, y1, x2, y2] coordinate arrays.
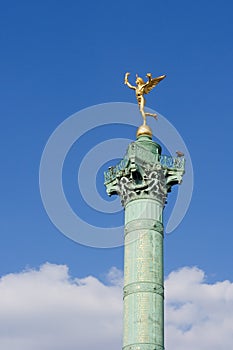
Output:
[[1, 0, 233, 278], [1, 1, 233, 348]]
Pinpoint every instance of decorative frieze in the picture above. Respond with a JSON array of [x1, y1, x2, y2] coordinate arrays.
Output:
[[125, 219, 164, 236], [123, 343, 164, 350], [123, 282, 164, 298]]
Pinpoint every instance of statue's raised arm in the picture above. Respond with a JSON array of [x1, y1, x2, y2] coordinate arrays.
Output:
[[124, 72, 136, 90]]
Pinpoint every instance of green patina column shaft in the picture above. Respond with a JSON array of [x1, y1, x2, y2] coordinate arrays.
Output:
[[104, 132, 185, 350]]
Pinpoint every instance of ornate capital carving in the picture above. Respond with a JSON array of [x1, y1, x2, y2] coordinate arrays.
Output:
[[116, 165, 167, 206], [104, 139, 185, 207]]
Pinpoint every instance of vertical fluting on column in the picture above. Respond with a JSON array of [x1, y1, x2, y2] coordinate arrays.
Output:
[[123, 199, 164, 350]]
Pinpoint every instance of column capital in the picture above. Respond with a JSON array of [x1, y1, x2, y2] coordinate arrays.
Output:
[[104, 137, 185, 207]]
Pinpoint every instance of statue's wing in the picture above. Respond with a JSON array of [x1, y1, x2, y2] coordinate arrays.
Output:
[[144, 75, 166, 94]]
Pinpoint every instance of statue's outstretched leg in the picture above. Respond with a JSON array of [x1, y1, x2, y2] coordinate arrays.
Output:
[[145, 112, 158, 120]]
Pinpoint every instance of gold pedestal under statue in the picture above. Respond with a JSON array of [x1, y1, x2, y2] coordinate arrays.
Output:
[[136, 124, 153, 138]]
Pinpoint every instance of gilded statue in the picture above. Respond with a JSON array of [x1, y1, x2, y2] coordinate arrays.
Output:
[[124, 72, 166, 125]]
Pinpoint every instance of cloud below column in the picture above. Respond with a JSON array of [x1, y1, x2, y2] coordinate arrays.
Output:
[[0, 263, 233, 350], [165, 266, 233, 350]]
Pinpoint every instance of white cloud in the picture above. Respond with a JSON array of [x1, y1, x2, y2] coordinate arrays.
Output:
[[165, 266, 233, 349], [0, 264, 233, 350], [0, 263, 123, 350], [105, 266, 124, 287]]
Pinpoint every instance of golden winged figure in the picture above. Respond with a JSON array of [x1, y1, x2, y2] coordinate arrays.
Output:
[[124, 72, 166, 125]]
